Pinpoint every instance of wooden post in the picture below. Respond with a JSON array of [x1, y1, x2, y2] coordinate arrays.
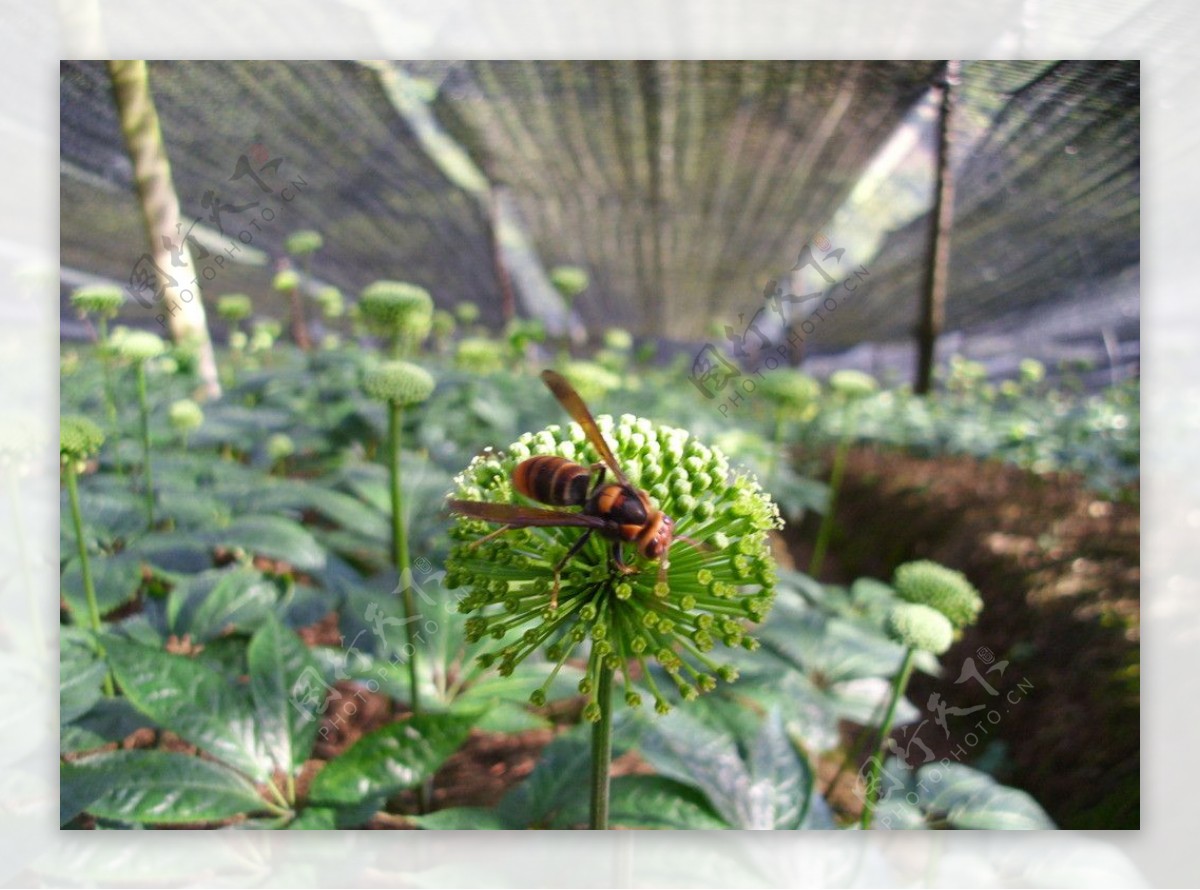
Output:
[[107, 60, 221, 399], [914, 60, 961, 395]]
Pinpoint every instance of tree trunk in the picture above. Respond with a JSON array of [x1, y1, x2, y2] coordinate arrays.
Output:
[[107, 60, 221, 399], [914, 60, 961, 395]]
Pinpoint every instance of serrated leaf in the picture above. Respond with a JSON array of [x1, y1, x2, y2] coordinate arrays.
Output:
[[169, 567, 278, 642], [607, 776, 729, 829], [105, 639, 271, 781], [496, 726, 593, 829], [207, 515, 327, 572], [307, 713, 474, 809], [60, 553, 143, 622], [248, 614, 322, 773], [410, 807, 511, 830], [918, 762, 1055, 829], [63, 751, 268, 825]]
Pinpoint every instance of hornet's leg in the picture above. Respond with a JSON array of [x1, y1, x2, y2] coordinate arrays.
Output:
[[551, 529, 594, 609], [469, 524, 513, 549], [610, 540, 638, 576]]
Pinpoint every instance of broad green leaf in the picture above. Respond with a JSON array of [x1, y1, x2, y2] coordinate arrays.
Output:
[[206, 515, 327, 572], [917, 761, 1055, 829], [61, 698, 149, 755], [105, 639, 271, 781], [746, 709, 812, 830], [60, 631, 108, 723], [60, 553, 143, 622], [308, 713, 474, 809], [607, 776, 729, 829], [63, 751, 268, 825], [248, 614, 322, 773], [123, 532, 214, 575], [168, 567, 278, 641], [638, 708, 749, 828], [245, 484, 390, 541], [410, 807, 511, 830], [495, 726, 593, 829], [288, 807, 338, 830]]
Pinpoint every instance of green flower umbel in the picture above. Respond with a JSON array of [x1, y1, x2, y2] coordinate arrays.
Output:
[[446, 412, 783, 717], [893, 559, 982, 630]]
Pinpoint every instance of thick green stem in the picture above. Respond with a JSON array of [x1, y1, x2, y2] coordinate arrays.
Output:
[[589, 663, 615, 830], [135, 362, 154, 528], [861, 646, 916, 829], [809, 403, 856, 578], [67, 465, 114, 697]]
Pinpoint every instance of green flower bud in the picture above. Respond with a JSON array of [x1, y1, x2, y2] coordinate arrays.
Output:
[[893, 560, 983, 629], [760, 370, 820, 412], [217, 294, 253, 322], [70, 284, 124, 319], [285, 229, 323, 256], [60, 415, 105, 463], [455, 337, 506, 374], [359, 280, 433, 341], [560, 361, 621, 404], [1019, 358, 1046, 385], [886, 602, 954, 655], [455, 301, 480, 324], [266, 433, 295, 461], [549, 265, 589, 301], [315, 286, 344, 319], [229, 330, 249, 351], [829, 369, 878, 400], [272, 269, 300, 292], [602, 328, 633, 352], [361, 361, 435, 406], [115, 330, 166, 362], [168, 399, 204, 432]]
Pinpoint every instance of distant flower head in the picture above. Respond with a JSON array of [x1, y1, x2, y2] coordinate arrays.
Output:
[[115, 330, 166, 363], [60, 415, 105, 465], [829, 369, 878, 400], [218, 294, 253, 323], [455, 337, 505, 374], [893, 560, 982, 630], [285, 229, 324, 256], [70, 284, 125, 319], [359, 280, 434, 343], [168, 399, 204, 433], [361, 360, 435, 406], [886, 602, 953, 655]]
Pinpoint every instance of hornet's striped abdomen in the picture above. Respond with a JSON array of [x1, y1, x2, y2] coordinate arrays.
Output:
[[513, 455, 590, 506]]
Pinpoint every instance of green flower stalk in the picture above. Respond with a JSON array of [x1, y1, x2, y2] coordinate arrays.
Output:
[[861, 563, 981, 829], [168, 398, 203, 450], [61, 415, 114, 696], [273, 263, 310, 350], [810, 369, 877, 577], [116, 331, 166, 528], [70, 285, 125, 424], [759, 370, 820, 482], [362, 361, 436, 718], [359, 280, 434, 358], [446, 406, 782, 827], [430, 309, 456, 354]]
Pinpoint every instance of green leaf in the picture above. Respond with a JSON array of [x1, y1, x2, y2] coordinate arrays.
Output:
[[169, 567, 279, 642], [60, 632, 108, 723], [495, 726, 593, 829], [207, 515, 327, 572], [308, 713, 474, 809], [248, 614, 322, 773], [246, 483, 390, 542], [105, 639, 271, 781], [917, 762, 1055, 829], [410, 807, 511, 830], [63, 751, 269, 825], [61, 698, 150, 755], [607, 776, 729, 829], [638, 707, 814, 830], [288, 807, 338, 830], [61, 552, 143, 622]]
